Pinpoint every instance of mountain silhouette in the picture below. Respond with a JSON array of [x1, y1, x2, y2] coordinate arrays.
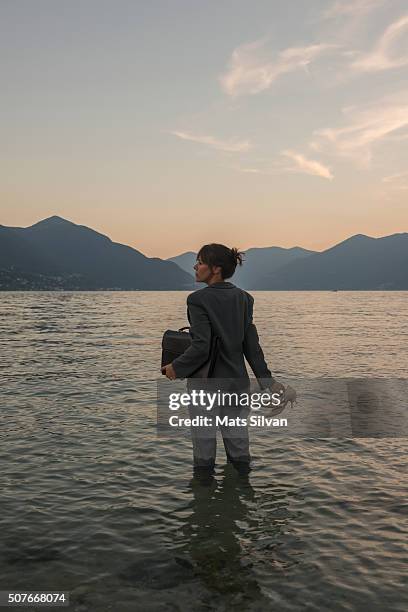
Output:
[[1, 218, 407, 290], [167, 251, 197, 276], [234, 246, 315, 289], [168, 246, 315, 289], [256, 233, 408, 290], [168, 234, 408, 290], [0, 216, 194, 290]]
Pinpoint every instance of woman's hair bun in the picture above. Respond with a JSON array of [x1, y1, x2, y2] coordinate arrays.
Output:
[[230, 247, 245, 267]]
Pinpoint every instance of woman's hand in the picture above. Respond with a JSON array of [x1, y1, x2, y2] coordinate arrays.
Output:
[[270, 380, 285, 395], [161, 363, 177, 380]]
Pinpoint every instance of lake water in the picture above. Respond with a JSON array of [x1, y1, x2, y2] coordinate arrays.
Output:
[[0, 291, 407, 611]]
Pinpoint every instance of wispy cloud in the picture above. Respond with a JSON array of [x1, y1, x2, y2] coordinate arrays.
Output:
[[351, 15, 408, 72], [383, 171, 408, 182], [312, 94, 408, 166], [169, 130, 251, 152], [318, 0, 386, 55], [227, 164, 269, 176], [382, 171, 408, 189], [238, 167, 262, 174], [220, 39, 333, 97], [281, 150, 334, 180], [323, 0, 384, 20]]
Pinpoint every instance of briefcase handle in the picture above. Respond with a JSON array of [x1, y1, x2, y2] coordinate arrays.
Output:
[[178, 326, 190, 332]]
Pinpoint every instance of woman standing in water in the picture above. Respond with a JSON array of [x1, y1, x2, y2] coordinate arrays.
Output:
[[161, 243, 284, 476]]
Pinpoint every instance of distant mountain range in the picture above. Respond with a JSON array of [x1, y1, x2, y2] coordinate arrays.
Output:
[[254, 233, 408, 290], [169, 234, 408, 290], [168, 246, 315, 290], [0, 216, 194, 290], [0, 215, 407, 290]]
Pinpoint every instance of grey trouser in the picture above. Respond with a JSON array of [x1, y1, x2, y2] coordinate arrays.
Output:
[[188, 404, 251, 471]]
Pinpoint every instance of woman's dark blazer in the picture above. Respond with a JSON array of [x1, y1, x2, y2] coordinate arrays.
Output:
[[172, 281, 275, 387]]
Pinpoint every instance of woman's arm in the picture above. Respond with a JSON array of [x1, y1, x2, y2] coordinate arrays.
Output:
[[243, 295, 276, 388], [171, 294, 212, 379]]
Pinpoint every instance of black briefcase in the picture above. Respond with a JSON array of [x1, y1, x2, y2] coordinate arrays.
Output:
[[161, 326, 191, 368], [161, 326, 220, 378]]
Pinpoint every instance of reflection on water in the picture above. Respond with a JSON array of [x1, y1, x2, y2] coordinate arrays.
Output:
[[0, 292, 407, 611], [181, 466, 262, 604]]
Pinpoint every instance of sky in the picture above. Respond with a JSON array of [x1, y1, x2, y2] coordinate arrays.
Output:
[[1, 0, 407, 258]]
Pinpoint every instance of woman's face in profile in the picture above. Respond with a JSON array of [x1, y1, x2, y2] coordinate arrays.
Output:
[[194, 257, 210, 283], [194, 257, 217, 284]]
